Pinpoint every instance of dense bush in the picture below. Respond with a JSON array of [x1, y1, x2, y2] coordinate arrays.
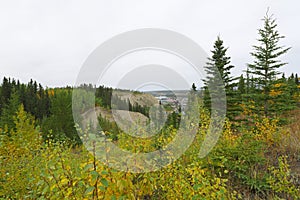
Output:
[[0, 105, 299, 199]]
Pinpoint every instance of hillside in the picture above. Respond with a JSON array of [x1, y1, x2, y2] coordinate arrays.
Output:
[[81, 106, 149, 130], [113, 90, 158, 107]]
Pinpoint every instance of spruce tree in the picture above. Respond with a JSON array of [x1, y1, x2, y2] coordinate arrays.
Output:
[[238, 75, 245, 95], [295, 73, 299, 85], [287, 74, 300, 108], [248, 12, 291, 117], [203, 36, 238, 121], [0, 77, 12, 112], [237, 74, 246, 106], [192, 83, 197, 91], [270, 75, 295, 119], [0, 90, 21, 131]]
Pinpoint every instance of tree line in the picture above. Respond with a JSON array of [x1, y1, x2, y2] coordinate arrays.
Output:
[[0, 77, 50, 130], [0, 80, 157, 143]]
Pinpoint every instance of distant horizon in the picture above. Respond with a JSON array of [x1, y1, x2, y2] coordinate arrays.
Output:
[[0, 75, 203, 92], [2, 72, 300, 92]]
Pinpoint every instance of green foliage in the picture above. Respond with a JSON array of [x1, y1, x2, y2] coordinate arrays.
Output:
[[271, 79, 294, 113], [0, 105, 42, 198], [0, 90, 20, 130], [72, 88, 95, 113], [207, 126, 269, 196], [0, 77, 50, 121], [247, 13, 291, 117], [0, 77, 13, 113], [1, 100, 300, 199], [202, 36, 239, 121], [267, 155, 300, 199], [42, 90, 80, 144], [238, 75, 245, 95], [98, 113, 120, 141], [95, 85, 113, 109]]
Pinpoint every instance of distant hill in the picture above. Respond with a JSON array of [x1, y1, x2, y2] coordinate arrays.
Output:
[[81, 107, 149, 130], [113, 90, 158, 107], [81, 90, 158, 129]]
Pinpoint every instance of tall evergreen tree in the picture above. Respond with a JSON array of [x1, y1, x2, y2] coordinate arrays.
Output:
[[0, 90, 21, 131], [203, 36, 238, 121], [238, 75, 245, 95], [248, 12, 291, 117], [269, 75, 295, 119], [0, 77, 13, 112], [287, 73, 300, 108], [295, 73, 299, 85], [191, 83, 197, 91]]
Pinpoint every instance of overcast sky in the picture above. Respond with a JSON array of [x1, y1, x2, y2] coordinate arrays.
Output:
[[0, 0, 299, 89]]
